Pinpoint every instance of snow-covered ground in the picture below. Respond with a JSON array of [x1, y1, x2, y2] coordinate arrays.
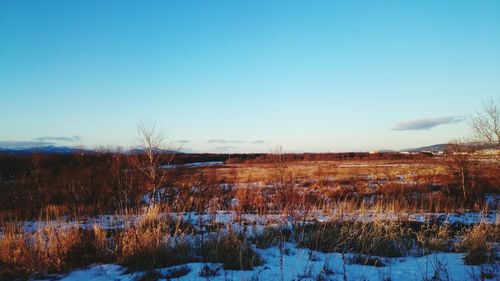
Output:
[[43, 243, 497, 281], [6, 208, 498, 280], [160, 161, 225, 169], [16, 209, 498, 235]]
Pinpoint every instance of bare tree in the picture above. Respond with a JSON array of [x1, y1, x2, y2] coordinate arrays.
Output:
[[445, 140, 474, 202], [131, 123, 175, 207], [469, 97, 500, 145], [270, 146, 292, 212]]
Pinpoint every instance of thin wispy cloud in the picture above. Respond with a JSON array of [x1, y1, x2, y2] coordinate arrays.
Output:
[[175, 140, 190, 144], [207, 139, 228, 144], [0, 140, 56, 149], [393, 116, 463, 131], [252, 140, 265, 144], [215, 146, 237, 151], [207, 139, 245, 144], [1, 135, 83, 149], [35, 136, 82, 142]]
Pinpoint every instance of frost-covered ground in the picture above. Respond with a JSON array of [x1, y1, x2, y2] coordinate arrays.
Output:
[[41, 243, 497, 281]]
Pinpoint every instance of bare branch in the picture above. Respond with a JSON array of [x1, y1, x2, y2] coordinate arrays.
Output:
[[131, 122, 175, 206], [468, 97, 500, 145]]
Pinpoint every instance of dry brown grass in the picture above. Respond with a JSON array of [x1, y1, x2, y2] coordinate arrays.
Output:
[[0, 222, 81, 278], [416, 224, 455, 253], [91, 224, 108, 255], [115, 207, 171, 269], [213, 158, 447, 185], [202, 230, 262, 270], [459, 223, 500, 265], [0, 153, 497, 279], [114, 209, 262, 271], [1, 210, 497, 280], [0, 224, 31, 278], [296, 220, 416, 257], [32, 225, 81, 272]]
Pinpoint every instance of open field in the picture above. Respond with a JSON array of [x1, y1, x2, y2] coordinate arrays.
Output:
[[0, 151, 499, 280]]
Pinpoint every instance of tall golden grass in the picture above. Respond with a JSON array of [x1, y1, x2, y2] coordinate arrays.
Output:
[[0, 222, 81, 277], [459, 223, 500, 265], [1, 210, 498, 280]]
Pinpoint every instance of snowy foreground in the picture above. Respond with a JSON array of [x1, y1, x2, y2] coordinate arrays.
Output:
[[42, 243, 495, 281], [13, 210, 498, 280]]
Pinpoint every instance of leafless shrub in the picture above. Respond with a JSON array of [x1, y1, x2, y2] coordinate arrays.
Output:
[[270, 146, 294, 212]]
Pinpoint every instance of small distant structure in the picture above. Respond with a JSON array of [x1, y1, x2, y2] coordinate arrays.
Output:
[[399, 151, 419, 155], [422, 150, 444, 156], [400, 143, 446, 156], [369, 150, 396, 154]]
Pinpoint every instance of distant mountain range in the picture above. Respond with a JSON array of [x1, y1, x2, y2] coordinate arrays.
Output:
[[124, 148, 183, 155], [0, 143, 498, 155], [0, 145, 182, 155], [0, 145, 89, 154], [400, 143, 448, 152], [401, 142, 499, 153]]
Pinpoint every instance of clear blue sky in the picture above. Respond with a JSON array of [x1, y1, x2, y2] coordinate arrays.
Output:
[[1, 0, 499, 152]]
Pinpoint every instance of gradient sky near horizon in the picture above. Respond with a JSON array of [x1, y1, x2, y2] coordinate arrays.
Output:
[[1, 0, 499, 153]]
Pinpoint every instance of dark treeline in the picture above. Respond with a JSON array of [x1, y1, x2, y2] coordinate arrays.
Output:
[[0, 151, 248, 218], [0, 152, 143, 217], [226, 152, 435, 164]]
